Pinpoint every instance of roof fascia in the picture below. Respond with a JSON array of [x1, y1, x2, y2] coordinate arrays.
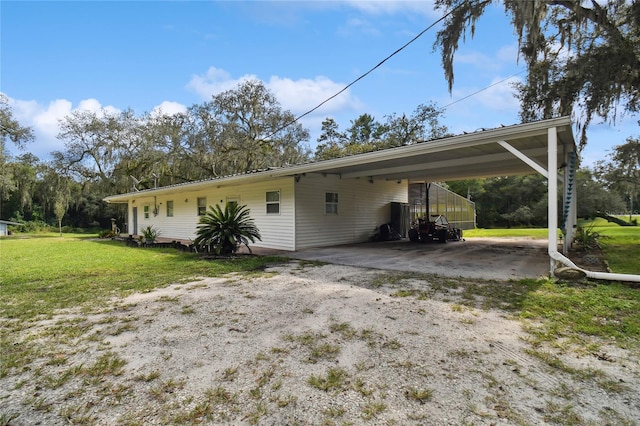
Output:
[[262, 116, 573, 177], [104, 116, 574, 204]]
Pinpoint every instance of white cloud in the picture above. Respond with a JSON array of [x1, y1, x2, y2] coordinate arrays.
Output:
[[496, 44, 519, 63], [268, 75, 361, 115], [446, 75, 521, 113], [186, 66, 362, 117], [32, 99, 74, 140], [185, 67, 258, 100], [3, 94, 122, 159], [343, 0, 437, 17], [151, 101, 187, 117], [437, 75, 522, 135], [338, 17, 381, 37], [455, 51, 502, 72], [473, 76, 521, 111], [185, 67, 364, 147]]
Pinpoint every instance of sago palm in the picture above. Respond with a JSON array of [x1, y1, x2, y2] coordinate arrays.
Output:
[[194, 203, 261, 255]]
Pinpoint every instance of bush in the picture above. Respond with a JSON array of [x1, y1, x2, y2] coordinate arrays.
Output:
[[573, 225, 600, 250], [194, 203, 261, 255], [98, 229, 116, 239], [10, 220, 52, 233], [140, 225, 160, 243]]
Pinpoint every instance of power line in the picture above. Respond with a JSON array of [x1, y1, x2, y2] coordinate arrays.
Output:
[[266, 3, 463, 140], [439, 69, 526, 111]]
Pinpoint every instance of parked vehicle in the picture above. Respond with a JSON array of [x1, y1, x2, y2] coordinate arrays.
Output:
[[408, 215, 463, 243]]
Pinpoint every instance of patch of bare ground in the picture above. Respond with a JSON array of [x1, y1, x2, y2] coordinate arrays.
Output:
[[1, 261, 638, 425]]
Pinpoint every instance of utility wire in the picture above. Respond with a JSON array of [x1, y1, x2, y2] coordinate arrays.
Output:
[[265, 3, 463, 140], [439, 69, 526, 111]]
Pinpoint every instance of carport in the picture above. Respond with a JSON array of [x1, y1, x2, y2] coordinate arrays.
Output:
[[271, 116, 639, 282]]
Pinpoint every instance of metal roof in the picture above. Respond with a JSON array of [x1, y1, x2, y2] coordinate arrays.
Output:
[[104, 116, 575, 203]]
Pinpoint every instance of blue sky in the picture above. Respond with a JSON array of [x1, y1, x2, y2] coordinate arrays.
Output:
[[2, 1, 638, 168]]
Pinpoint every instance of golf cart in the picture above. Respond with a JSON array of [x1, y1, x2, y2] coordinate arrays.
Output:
[[408, 215, 463, 243]]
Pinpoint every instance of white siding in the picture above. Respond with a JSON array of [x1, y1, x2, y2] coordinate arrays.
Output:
[[294, 174, 408, 249], [124, 174, 407, 251], [126, 178, 296, 250]]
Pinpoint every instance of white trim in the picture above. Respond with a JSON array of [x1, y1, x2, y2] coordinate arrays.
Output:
[[546, 127, 640, 283], [265, 189, 281, 215], [497, 141, 548, 178]]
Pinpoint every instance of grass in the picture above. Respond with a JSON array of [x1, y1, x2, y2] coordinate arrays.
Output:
[[0, 234, 283, 320], [386, 220, 640, 351], [0, 234, 284, 391], [579, 217, 640, 274], [405, 386, 433, 403], [518, 279, 640, 348], [468, 219, 639, 274], [1, 229, 639, 423], [307, 367, 348, 392], [464, 227, 552, 239]]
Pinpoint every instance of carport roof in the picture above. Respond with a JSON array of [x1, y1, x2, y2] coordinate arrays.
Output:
[[104, 116, 575, 202]]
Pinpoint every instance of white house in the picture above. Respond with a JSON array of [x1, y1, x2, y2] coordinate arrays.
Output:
[[105, 172, 408, 251], [104, 116, 640, 283], [0, 220, 20, 236], [104, 117, 576, 251]]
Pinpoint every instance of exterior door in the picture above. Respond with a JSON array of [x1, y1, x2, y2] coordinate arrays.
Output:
[[132, 207, 138, 236]]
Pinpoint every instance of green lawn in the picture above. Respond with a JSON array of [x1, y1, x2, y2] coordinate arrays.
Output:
[[580, 218, 640, 274], [464, 227, 551, 239], [466, 219, 640, 274], [1, 230, 639, 352], [0, 234, 282, 320]]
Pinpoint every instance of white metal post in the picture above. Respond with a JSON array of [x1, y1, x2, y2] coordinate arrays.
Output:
[[548, 127, 558, 274]]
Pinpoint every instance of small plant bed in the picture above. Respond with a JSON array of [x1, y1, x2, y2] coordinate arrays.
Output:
[[124, 237, 194, 252], [566, 243, 610, 273]]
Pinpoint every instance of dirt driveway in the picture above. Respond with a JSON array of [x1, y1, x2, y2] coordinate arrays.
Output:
[[0, 240, 640, 426], [2, 257, 638, 425], [284, 237, 551, 280]]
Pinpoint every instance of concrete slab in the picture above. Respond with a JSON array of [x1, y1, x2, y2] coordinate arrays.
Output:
[[282, 237, 551, 281]]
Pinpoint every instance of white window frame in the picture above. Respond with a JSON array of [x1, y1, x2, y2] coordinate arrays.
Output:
[[266, 190, 280, 214], [325, 192, 338, 215], [143, 205, 150, 219], [197, 197, 207, 216], [166, 200, 174, 217], [226, 196, 240, 208]]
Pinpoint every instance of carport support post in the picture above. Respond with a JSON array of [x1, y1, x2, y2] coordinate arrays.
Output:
[[548, 127, 559, 275]]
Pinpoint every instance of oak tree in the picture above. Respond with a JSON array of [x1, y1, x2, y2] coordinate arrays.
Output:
[[434, 0, 640, 148]]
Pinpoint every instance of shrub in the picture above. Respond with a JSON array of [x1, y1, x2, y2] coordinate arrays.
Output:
[[573, 224, 600, 250], [98, 229, 116, 239], [140, 225, 160, 243], [194, 203, 261, 255]]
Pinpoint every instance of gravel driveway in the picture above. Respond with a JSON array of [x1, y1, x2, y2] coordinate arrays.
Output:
[[2, 259, 637, 425]]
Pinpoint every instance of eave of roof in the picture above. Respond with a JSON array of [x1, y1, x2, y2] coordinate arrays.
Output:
[[104, 116, 575, 203]]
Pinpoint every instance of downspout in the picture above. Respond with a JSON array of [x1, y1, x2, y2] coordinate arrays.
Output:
[[547, 127, 640, 283]]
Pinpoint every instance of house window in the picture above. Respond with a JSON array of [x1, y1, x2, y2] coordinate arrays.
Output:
[[266, 191, 280, 214], [226, 197, 239, 208], [143, 205, 150, 219], [197, 197, 207, 216], [166, 200, 174, 217], [325, 192, 338, 214]]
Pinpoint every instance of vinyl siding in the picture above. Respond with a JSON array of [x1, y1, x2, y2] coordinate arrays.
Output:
[[124, 174, 407, 251], [126, 178, 296, 250], [294, 173, 408, 249]]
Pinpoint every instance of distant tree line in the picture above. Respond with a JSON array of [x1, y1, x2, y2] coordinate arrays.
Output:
[[1, 82, 638, 234]]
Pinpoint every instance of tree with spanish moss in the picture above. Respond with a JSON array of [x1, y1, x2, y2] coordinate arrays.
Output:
[[433, 0, 640, 149]]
